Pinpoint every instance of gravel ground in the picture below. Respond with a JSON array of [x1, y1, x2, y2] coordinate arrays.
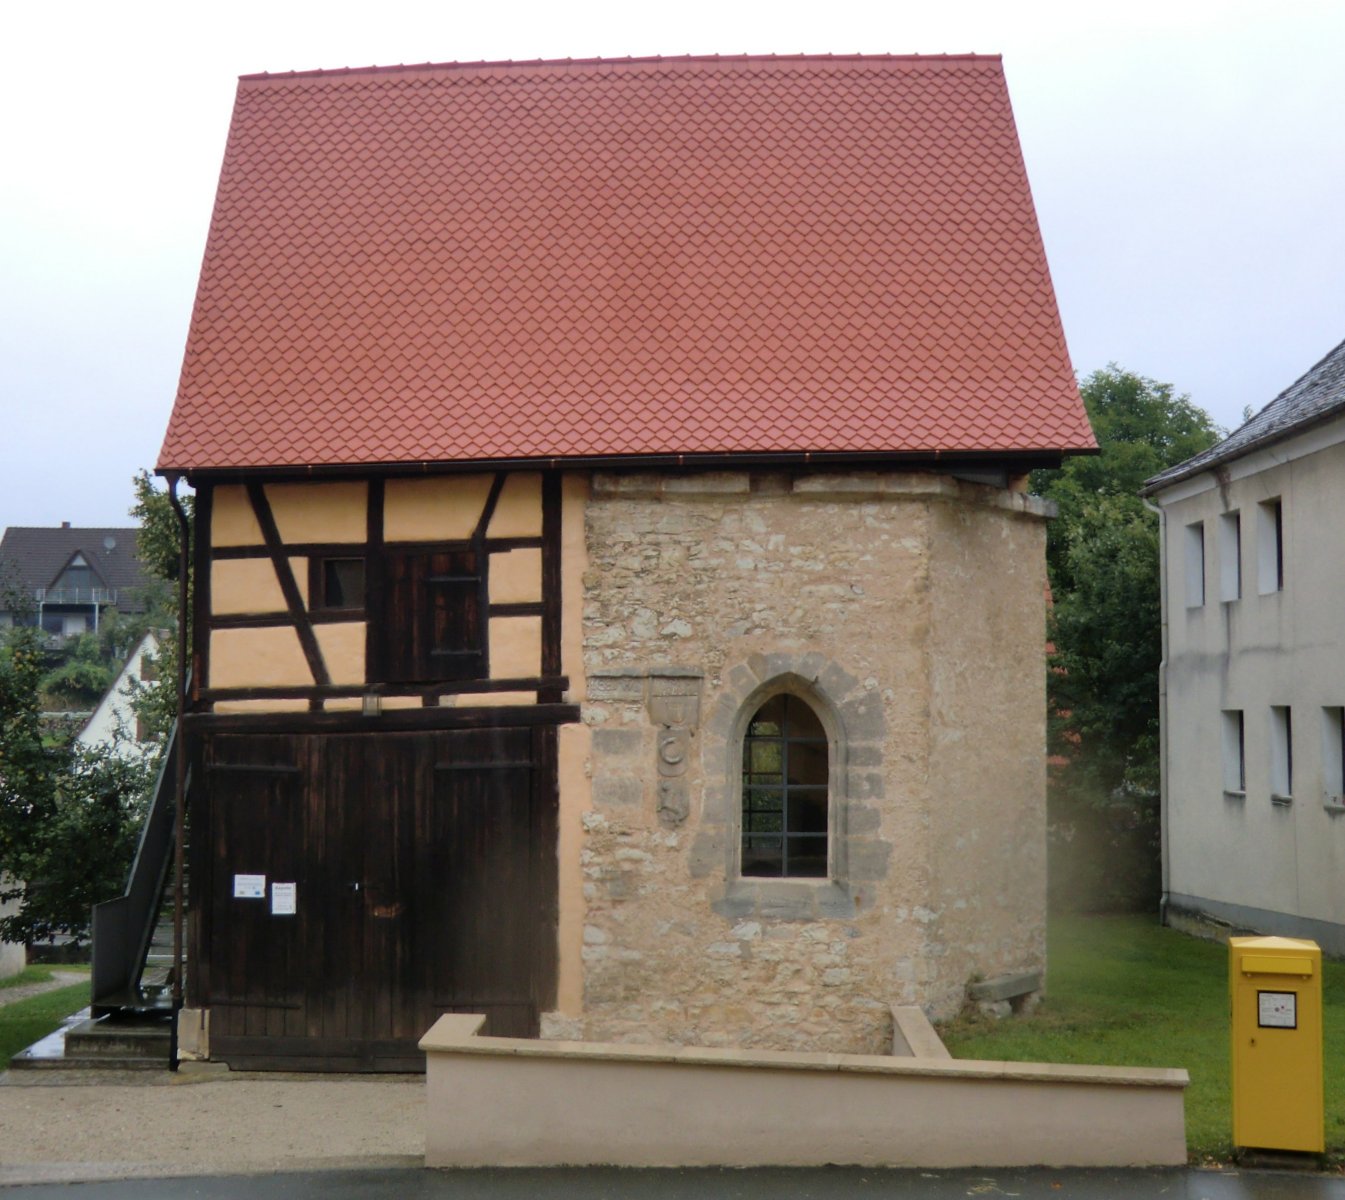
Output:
[[0, 971, 88, 1007], [0, 1067, 425, 1185]]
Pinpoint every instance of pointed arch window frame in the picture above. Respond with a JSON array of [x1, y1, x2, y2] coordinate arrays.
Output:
[[740, 692, 831, 878]]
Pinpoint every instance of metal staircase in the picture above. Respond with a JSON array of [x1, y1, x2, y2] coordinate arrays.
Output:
[[9, 724, 189, 1070], [90, 722, 187, 1016]]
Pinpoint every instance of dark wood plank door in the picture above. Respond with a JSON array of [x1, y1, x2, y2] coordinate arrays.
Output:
[[424, 726, 558, 1037], [197, 734, 307, 1048], [310, 732, 423, 1056], [196, 725, 557, 1070]]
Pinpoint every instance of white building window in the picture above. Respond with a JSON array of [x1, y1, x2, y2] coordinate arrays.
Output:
[[1257, 498, 1284, 594], [1323, 707, 1345, 805], [1270, 706, 1293, 801], [1218, 511, 1241, 601], [1184, 521, 1205, 608], [1221, 710, 1245, 795]]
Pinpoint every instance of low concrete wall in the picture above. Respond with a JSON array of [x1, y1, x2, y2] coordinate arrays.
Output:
[[420, 1016, 1188, 1169], [889, 1005, 951, 1059]]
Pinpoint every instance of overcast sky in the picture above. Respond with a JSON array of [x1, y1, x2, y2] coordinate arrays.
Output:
[[3, 0, 1342, 528]]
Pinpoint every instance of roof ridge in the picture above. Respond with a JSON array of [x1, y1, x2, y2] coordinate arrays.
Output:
[[1, 525, 139, 534], [1264, 333, 1345, 406], [239, 52, 1002, 83]]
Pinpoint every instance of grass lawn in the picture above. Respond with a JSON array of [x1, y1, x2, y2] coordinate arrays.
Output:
[[0, 963, 89, 991], [0, 976, 91, 1064], [938, 913, 1345, 1162]]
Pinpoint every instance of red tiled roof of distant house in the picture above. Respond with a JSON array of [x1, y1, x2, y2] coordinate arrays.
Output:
[[157, 54, 1095, 472]]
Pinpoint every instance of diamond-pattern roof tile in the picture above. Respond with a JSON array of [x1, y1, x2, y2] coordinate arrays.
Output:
[[157, 54, 1095, 471]]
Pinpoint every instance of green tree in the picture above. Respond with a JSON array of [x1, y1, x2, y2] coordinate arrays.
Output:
[[0, 472, 192, 944], [127, 469, 192, 744], [1033, 366, 1221, 910], [38, 631, 116, 709], [0, 620, 61, 895]]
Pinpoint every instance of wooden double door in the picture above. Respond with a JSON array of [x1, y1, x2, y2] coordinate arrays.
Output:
[[191, 725, 558, 1071]]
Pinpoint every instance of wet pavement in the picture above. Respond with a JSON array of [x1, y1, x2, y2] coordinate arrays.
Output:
[[3, 1167, 1345, 1199]]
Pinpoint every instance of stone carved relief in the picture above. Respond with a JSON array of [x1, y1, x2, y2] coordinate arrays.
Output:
[[657, 729, 690, 777], [657, 779, 690, 826], [649, 671, 701, 826]]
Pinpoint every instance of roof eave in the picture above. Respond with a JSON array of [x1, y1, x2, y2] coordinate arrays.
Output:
[[161, 445, 1098, 485], [1141, 401, 1345, 497]]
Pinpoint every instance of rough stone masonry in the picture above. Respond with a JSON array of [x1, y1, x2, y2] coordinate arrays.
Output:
[[553, 470, 1050, 1054]]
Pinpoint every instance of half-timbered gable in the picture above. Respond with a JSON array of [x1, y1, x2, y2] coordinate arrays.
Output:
[[198, 474, 562, 711]]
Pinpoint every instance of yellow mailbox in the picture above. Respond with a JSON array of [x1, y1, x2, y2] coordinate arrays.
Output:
[[1229, 935, 1323, 1153]]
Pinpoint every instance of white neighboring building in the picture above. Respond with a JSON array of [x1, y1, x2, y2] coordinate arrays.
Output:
[[1144, 337, 1345, 952], [0, 883, 23, 978], [75, 631, 161, 759]]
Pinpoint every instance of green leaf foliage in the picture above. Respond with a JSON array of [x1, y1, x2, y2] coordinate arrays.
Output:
[[0, 742, 153, 944], [128, 470, 192, 744], [38, 633, 115, 708], [1034, 367, 1221, 910], [0, 624, 61, 873], [0, 472, 192, 943], [131, 468, 192, 585]]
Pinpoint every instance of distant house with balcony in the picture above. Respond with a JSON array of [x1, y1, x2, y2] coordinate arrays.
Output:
[[0, 524, 149, 643]]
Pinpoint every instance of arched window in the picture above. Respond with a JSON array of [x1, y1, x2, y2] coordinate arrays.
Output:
[[741, 693, 828, 878]]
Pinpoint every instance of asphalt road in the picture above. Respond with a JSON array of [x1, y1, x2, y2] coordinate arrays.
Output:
[[3, 1167, 1345, 1200]]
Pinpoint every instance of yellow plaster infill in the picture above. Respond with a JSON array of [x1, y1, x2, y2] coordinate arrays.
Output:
[[385, 476, 493, 542], [210, 556, 308, 616], [486, 473, 543, 538], [560, 474, 588, 702], [556, 722, 591, 1015], [314, 622, 366, 685], [446, 691, 535, 708], [265, 481, 367, 544], [381, 696, 424, 711], [489, 548, 542, 604], [489, 616, 542, 679], [209, 626, 313, 689], [212, 559, 284, 616], [213, 698, 309, 715], [324, 697, 364, 712], [212, 485, 264, 547]]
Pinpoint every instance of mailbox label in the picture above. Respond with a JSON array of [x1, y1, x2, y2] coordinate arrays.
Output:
[[1258, 990, 1297, 1029]]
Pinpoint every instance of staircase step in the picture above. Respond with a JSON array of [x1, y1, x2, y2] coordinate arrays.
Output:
[[9, 1009, 169, 1072], [62, 1015, 172, 1060]]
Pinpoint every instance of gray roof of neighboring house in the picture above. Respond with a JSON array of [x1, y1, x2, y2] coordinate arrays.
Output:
[[1144, 335, 1345, 494], [0, 525, 149, 610]]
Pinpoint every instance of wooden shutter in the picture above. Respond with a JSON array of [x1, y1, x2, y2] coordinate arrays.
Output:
[[381, 548, 484, 683]]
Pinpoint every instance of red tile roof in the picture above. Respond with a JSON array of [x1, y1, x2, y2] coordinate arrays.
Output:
[[157, 54, 1094, 472]]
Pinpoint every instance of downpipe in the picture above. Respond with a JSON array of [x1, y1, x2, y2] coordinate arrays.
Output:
[[167, 475, 191, 1070], [1142, 494, 1170, 925]]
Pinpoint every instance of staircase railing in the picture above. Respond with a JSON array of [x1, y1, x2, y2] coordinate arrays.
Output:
[[91, 722, 182, 1015]]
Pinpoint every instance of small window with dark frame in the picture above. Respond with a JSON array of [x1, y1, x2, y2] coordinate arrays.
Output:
[[315, 557, 365, 612], [1323, 707, 1345, 801], [1270, 705, 1293, 799], [741, 693, 829, 878], [1258, 499, 1284, 594], [1221, 709, 1245, 794]]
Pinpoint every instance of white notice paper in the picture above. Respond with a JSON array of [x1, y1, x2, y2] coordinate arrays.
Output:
[[1258, 990, 1297, 1029], [271, 882, 297, 916], [233, 874, 266, 899]]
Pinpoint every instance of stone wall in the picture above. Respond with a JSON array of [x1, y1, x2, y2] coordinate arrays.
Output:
[[565, 470, 1050, 1052]]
